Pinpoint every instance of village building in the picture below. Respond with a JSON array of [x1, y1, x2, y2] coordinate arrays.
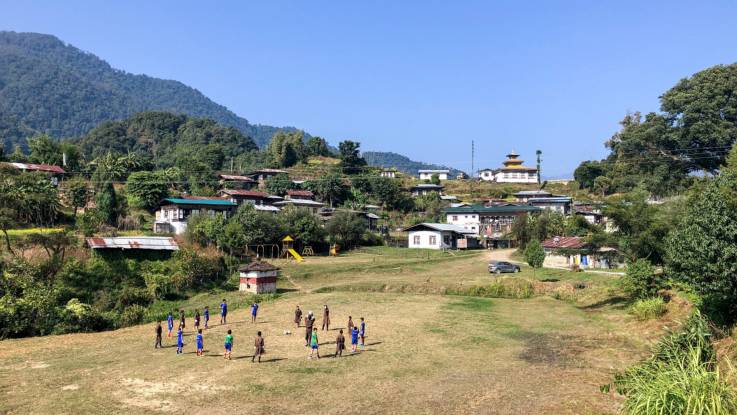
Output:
[[440, 195, 459, 202], [273, 198, 325, 214], [527, 196, 572, 215], [218, 174, 255, 189], [5, 162, 66, 186], [238, 261, 279, 294], [480, 152, 538, 183], [445, 204, 541, 248], [86, 236, 179, 257], [513, 190, 553, 202], [220, 189, 270, 205], [541, 236, 620, 269], [249, 168, 288, 189], [154, 197, 236, 234], [286, 189, 315, 200], [478, 168, 495, 181], [418, 169, 449, 181], [456, 172, 468, 180], [380, 168, 398, 178], [404, 223, 477, 250], [410, 183, 444, 196]]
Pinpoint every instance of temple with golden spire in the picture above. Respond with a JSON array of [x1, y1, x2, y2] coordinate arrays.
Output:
[[478, 151, 539, 183]]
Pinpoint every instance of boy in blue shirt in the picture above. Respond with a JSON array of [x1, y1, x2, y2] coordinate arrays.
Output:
[[203, 306, 210, 329], [176, 325, 184, 355], [220, 299, 228, 325], [350, 326, 359, 353], [196, 329, 204, 356], [250, 302, 259, 323], [166, 311, 174, 338]]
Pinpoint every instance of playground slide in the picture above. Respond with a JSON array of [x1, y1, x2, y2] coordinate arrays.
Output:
[[287, 248, 304, 262]]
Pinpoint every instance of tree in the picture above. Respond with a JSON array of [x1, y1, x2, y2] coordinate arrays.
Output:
[[306, 173, 346, 208], [278, 206, 325, 246], [574, 161, 608, 191], [126, 171, 169, 210], [27, 134, 62, 165], [95, 182, 121, 225], [666, 176, 737, 316], [63, 177, 89, 219], [430, 173, 441, 185], [267, 131, 305, 168], [620, 258, 658, 300], [0, 208, 16, 254], [265, 174, 292, 197], [370, 177, 411, 211], [325, 211, 365, 249], [231, 204, 285, 246], [338, 140, 367, 174], [344, 188, 368, 211], [524, 240, 545, 274], [305, 136, 331, 157], [592, 176, 612, 196]]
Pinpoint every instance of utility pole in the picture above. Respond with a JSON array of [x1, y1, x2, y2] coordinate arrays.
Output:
[[536, 149, 542, 185], [230, 157, 234, 173], [471, 140, 475, 178]]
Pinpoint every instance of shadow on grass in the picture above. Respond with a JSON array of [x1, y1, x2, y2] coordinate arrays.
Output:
[[577, 295, 629, 311], [277, 288, 300, 294]]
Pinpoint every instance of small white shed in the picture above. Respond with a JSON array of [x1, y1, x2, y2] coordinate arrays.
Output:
[[404, 223, 476, 250], [238, 261, 279, 294]]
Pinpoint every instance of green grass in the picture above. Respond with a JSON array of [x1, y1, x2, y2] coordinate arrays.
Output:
[[6, 227, 64, 235]]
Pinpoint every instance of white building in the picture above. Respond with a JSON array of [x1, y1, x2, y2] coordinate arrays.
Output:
[[527, 197, 572, 215], [479, 152, 538, 183], [418, 169, 449, 181], [404, 223, 476, 250], [410, 183, 444, 196], [154, 197, 237, 235], [380, 169, 398, 178]]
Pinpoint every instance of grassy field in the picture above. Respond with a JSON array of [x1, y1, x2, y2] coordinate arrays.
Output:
[[0, 247, 670, 414]]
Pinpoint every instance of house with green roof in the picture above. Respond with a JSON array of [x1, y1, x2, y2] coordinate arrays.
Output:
[[444, 204, 541, 248], [154, 197, 237, 235]]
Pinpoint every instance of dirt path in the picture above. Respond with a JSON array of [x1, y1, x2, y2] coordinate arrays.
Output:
[[486, 248, 519, 263]]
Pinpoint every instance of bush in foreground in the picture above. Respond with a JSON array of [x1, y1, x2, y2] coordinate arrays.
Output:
[[629, 297, 667, 321], [608, 311, 737, 414]]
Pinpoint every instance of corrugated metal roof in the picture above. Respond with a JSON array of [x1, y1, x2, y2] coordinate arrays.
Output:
[[514, 190, 552, 196], [219, 174, 254, 182], [403, 223, 475, 234], [287, 189, 314, 197], [528, 197, 572, 203], [445, 205, 541, 214], [254, 205, 280, 212], [8, 162, 66, 174], [541, 236, 586, 249], [163, 198, 236, 206], [418, 169, 450, 173], [86, 236, 179, 250], [239, 261, 280, 272], [221, 189, 268, 198], [274, 199, 325, 207]]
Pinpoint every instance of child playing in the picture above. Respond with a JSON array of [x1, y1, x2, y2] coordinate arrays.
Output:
[[350, 325, 359, 353], [196, 329, 204, 356], [220, 299, 228, 325], [294, 305, 302, 329], [194, 309, 201, 331], [179, 309, 186, 331], [347, 316, 354, 334], [252, 331, 265, 363], [250, 302, 259, 323], [167, 311, 174, 338], [204, 306, 210, 329], [224, 329, 233, 360], [335, 329, 345, 357], [359, 317, 366, 348], [155, 321, 163, 349], [176, 325, 184, 355], [309, 327, 320, 359]]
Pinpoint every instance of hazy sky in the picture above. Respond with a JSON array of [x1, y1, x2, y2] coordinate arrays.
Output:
[[2, 1, 737, 177]]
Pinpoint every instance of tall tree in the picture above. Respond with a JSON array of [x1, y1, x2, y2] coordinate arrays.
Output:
[[63, 177, 89, 219], [306, 173, 345, 207], [338, 140, 367, 174], [305, 136, 332, 157], [267, 131, 306, 168]]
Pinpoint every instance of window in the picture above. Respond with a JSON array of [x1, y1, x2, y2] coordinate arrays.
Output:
[[452, 215, 458, 221], [429, 235, 437, 245], [413, 235, 421, 245], [443, 235, 451, 245]]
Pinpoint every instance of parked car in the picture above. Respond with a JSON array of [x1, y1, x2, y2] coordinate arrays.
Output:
[[488, 261, 521, 274]]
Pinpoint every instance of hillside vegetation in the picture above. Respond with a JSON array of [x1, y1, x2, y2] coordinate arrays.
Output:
[[0, 31, 300, 150]]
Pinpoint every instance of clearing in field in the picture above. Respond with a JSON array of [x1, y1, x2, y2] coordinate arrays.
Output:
[[0, 248, 671, 414]]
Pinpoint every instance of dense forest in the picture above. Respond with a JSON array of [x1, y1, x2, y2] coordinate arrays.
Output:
[[0, 31, 302, 151], [363, 151, 463, 177]]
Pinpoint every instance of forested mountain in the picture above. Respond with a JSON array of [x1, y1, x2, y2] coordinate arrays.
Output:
[[0, 31, 300, 151], [363, 151, 463, 177]]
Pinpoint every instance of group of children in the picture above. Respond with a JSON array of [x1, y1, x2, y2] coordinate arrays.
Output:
[[294, 305, 366, 360], [154, 299, 265, 361], [154, 300, 368, 362]]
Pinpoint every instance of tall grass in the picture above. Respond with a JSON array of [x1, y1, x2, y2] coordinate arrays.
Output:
[[630, 297, 668, 321], [609, 311, 737, 414], [450, 277, 535, 299]]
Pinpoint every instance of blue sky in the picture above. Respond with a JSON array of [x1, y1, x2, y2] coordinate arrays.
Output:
[[2, 1, 737, 177]]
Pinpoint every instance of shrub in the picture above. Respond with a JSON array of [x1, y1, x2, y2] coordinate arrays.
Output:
[[524, 240, 545, 269], [120, 304, 146, 327], [630, 297, 667, 320], [620, 258, 660, 299], [609, 311, 737, 414]]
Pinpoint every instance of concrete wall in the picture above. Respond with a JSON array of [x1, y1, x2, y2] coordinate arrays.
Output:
[[408, 230, 453, 249], [446, 213, 480, 235]]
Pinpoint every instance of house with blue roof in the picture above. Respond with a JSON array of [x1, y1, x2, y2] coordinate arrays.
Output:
[[154, 197, 237, 235]]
